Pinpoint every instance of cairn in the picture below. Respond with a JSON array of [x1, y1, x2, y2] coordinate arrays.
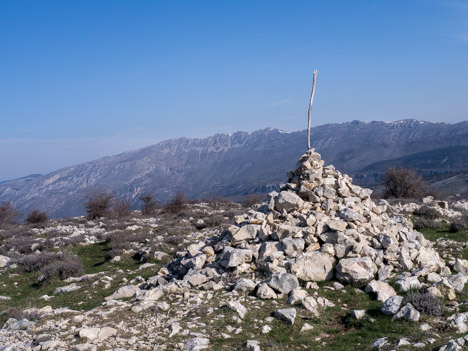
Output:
[[144, 149, 466, 317]]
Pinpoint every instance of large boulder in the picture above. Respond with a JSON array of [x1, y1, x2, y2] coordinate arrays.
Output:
[[232, 224, 261, 243], [275, 191, 304, 212], [290, 252, 334, 281], [220, 247, 253, 268], [267, 273, 299, 294], [365, 280, 396, 302], [273, 308, 296, 325], [336, 257, 375, 284], [105, 285, 139, 301], [381, 296, 403, 315]]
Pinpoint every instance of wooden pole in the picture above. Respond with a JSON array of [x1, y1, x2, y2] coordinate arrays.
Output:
[[307, 69, 317, 150]]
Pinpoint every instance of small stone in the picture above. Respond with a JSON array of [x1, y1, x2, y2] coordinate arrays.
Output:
[[365, 280, 396, 302], [381, 296, 403, 315], [226, 301, 248, 319], [256, 284, 277, 299], [300, 323, 314, 332], [185, 337, 210, 351], [372, 337, 388, 349], [245, 340, 261, 351], [351, 310, 365, 320], [267, 273, 299, 294], [273, 308, 296, 325], [392, 303, 420, 322]]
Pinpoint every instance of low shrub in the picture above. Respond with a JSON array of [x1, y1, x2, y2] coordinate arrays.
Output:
[[164, 193, 188, 214], [84, 190, 114, 220], [242, 194, 264, 207], [40, 252, 83, 281], [382, 167, 431, 199], [407, 291, 444, 316], [3, 307, 40, 322], [450, 213, 468, 233], [105, 248, 123, 260], [413, 217, 442, 231], [0, 202, 21, 228], [111, 199, 132, 219], [165, 235, 183, 245], [5, 234, 36, 254], [413, 205, 440, 219], [139, 194, 159, 215], [25, 209, 48, 225], [18, 252, 57, 272]]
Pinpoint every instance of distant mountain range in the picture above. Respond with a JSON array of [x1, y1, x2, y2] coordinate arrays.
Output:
[[1, 119, 467, 218]]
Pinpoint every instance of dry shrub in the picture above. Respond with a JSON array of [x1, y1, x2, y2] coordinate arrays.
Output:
[[165, 235, 184, 245], [383, 167, 431, 199], [414, 217, 442, 231], [203, 195, 233, 206], [413, 205, 440, 219], [0, 202, 21, 228], [111, 199, 132, 219], [105, 230, 152, 259], [18, 252, 57, 272], [407, 291, 444, 316], [164, 192, 188, 214], [40, 252, 83, 281], [139, 193, 158, 215], [3, 307, 40, 322], [5, 234, 36, 254], [84, 190, 114, 219], [25, 209, 48, 225], [450, 212, 468, 233], [242, 194, 264, 207]]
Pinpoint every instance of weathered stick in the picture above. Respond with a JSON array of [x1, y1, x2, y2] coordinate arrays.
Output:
[[307, 69, 317, 150]]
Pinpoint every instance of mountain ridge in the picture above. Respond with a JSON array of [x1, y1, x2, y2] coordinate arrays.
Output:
[[1, 119, 467, 218]]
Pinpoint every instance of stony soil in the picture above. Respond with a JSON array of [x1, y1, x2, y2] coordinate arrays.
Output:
[[1, 150, 468, 351]]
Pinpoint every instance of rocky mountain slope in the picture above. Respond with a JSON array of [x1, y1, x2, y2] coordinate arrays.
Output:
[[1, 119, 467, 218], [1, 149, 468, 350]]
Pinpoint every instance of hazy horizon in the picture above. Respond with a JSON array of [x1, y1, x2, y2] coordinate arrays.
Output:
[[1, 119, 467, 182], [1, 1, 467, 180]]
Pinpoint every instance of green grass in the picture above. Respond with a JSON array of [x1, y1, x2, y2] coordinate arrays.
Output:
[[0, 241, 166, 325], [183, 285, 435, 351], [418, 225, 468, 243]]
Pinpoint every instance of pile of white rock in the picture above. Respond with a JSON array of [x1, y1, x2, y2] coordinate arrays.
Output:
[[141, 149, 466, 319]]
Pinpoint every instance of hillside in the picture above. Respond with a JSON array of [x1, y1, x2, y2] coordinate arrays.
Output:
[[0, 119, 467, 218], [1, 149, 468, 350]]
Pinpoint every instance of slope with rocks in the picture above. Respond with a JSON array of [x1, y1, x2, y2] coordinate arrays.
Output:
[[1, 120, 467, 218], [2, 150, 468, 350]]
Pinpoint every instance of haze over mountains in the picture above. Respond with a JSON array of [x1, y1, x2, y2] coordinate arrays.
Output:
[[1, 119, 467, 218]]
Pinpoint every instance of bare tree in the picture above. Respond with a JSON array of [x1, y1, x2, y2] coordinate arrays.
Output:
[[307, 69, 317, 150]]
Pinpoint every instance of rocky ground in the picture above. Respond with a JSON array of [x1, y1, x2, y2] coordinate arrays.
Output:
[[1, 150, 468, 351]]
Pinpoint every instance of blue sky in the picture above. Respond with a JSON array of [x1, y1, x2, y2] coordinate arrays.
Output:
[[0, 0, 467, 181]]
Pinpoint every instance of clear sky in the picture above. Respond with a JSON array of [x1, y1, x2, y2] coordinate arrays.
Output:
[[0, 0, 467, 181]]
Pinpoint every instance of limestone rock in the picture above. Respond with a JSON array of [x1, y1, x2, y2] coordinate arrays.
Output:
[[454, 259, 468, 274], [365, 280, 396, 302], [234, 278, 257, 293], [381, 296, 403, 315], [232, 224, 261, 243], [226, 301, 247, 319], [290, 252, 334, 281], [105, 285, 139, 301], [245, 340, 261, 351], [275, 191, 304, 212], [221, 247, 253, 268], [185, 337, 210, 350], [256, 284, 277, 299], [392, 303, 420, 322], [336, 257, 374, 284], [448, 312, 468, 333], [267, 273, 299, 294], [273, 308, 296, 325]]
